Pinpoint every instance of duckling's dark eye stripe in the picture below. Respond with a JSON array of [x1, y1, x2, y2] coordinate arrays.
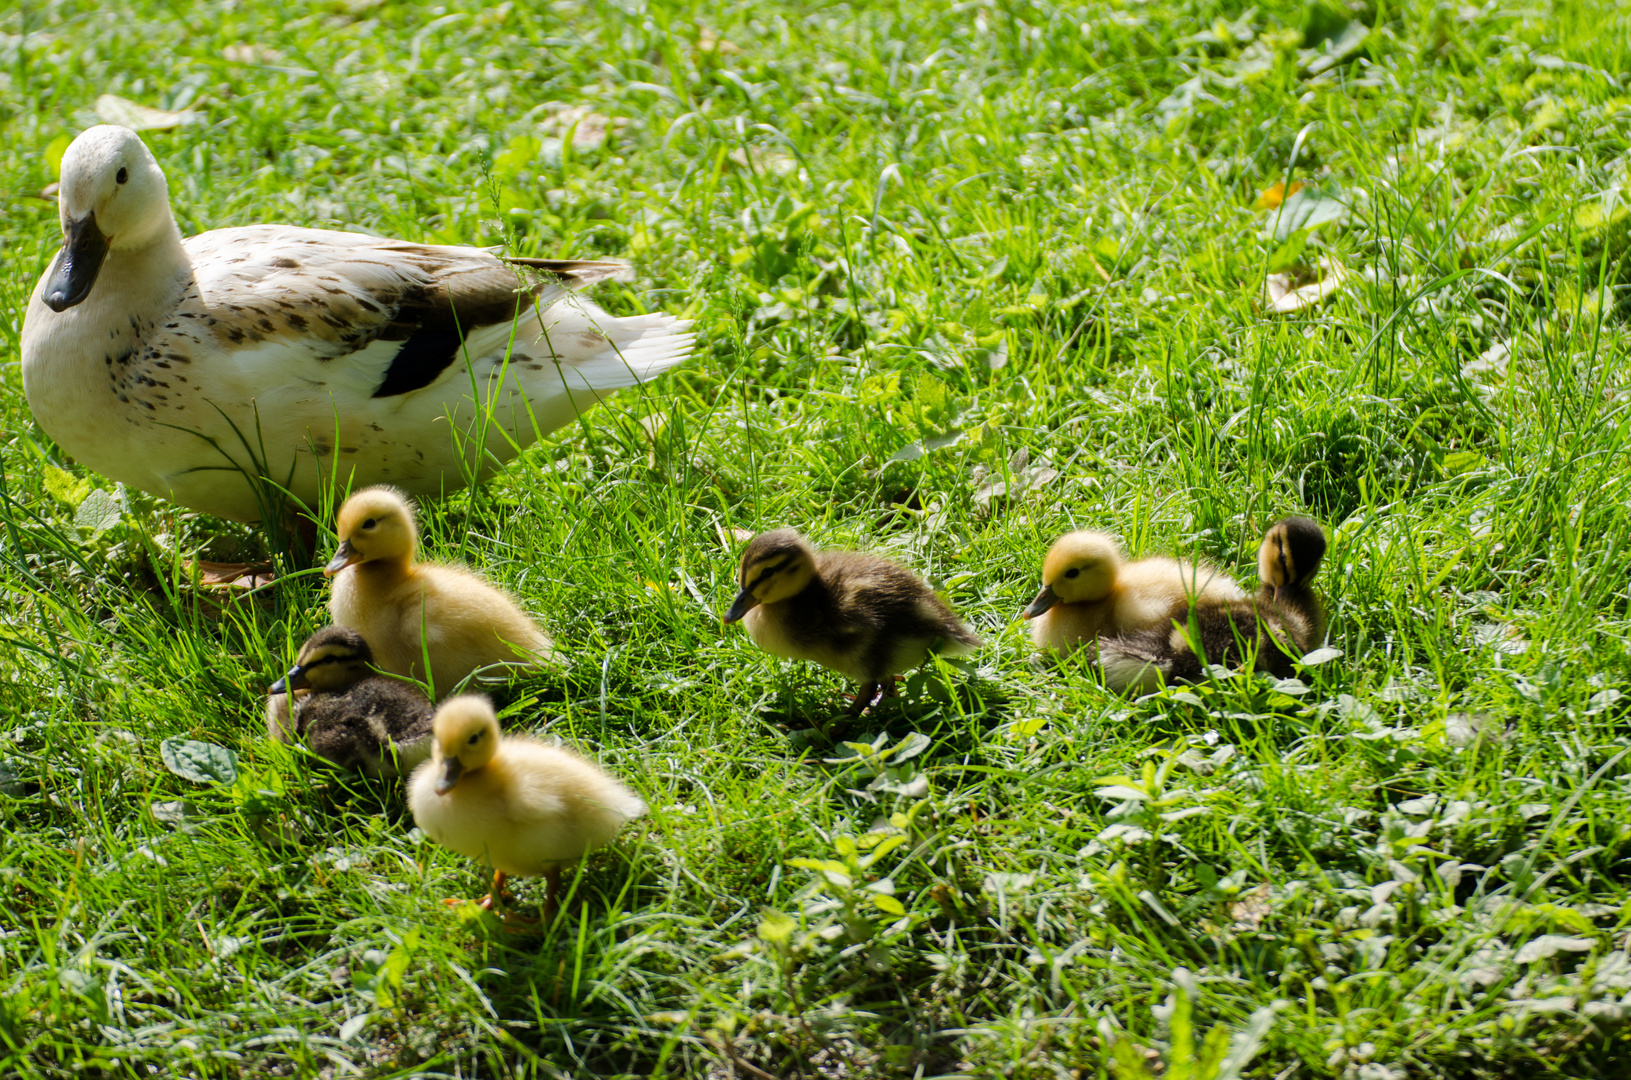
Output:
[[749, 557, 795, 590]]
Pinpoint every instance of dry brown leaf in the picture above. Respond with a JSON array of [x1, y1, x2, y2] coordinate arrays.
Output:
[[697, 28, 742, 55], [727, 146, 798, 177], [222, 43, 284, 65], [95, 94, 200, 131], [1264, 257, 1348, 314], [541, 104, 625, 151], [1229, 883, 1272, 929]]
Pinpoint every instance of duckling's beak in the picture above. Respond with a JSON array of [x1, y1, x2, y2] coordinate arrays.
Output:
[[42, 212, 111, 312], [323, 540, 361, 577], [267, 663, 310, 695], [1021, 584, 1059, 619], [433, 756, 463, 795], [723, 588, 758, 624]]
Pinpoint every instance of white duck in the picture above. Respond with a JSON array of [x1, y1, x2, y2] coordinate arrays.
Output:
[[20, 125, 694, 527]]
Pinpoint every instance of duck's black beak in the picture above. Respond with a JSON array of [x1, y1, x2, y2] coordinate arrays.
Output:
[[434, 756, 463, 795], [268, 663, 309, 695], [42, 211, 111, 313], [723, 588, 758, 624], [323, 540, 361, 577], [1021, 584, 1059, 620]]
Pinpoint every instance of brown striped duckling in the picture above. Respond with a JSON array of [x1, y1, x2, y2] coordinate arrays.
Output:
[[325, 486, 552, 698], [407, 696, 646, 917], [1099, 517, 1328, 692], [266, 626, 435, 777], [1023, 529, 1246, 655], [723, 528, 982, 716]]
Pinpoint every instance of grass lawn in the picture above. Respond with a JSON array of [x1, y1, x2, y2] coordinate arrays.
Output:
[[4, 0, 1631, 1075]]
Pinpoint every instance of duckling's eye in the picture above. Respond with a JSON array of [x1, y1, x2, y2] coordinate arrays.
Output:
[[362, 517, 377, 530], [116, 167, 128, 185], [1065, 568, 1081, 579], [466, 733, 480, 745]]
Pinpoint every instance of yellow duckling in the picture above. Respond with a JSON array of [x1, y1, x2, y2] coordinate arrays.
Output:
[[1099, 517, 1328, 692], [266, 626, 435, 777], [407, 696, 646, 915], [1022, 530, 1245, 655], [723, 528, 982, 716], [325, 487, 552, 698]]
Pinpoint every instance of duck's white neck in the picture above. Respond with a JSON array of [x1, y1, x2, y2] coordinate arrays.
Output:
[[21, 221, 192, 482]]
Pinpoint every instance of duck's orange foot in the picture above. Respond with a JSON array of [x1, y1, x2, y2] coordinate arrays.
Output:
[[192, 560, 278, 589]]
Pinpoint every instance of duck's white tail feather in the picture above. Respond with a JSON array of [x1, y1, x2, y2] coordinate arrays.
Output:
[[539, 301, 696, 392]]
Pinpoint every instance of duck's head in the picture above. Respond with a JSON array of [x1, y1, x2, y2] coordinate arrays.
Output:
[[269, 625, 375, 694], [43, 125, 174, 313], [324, 486, 417, 576], [1022, 531, 1123, 618], [1258, 516, 1326, 602], [428, 695, 500, 794], [723, 529, 817, 622]]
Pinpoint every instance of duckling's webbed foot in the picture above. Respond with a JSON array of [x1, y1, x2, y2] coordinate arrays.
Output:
[[479, 870, 515, 910]]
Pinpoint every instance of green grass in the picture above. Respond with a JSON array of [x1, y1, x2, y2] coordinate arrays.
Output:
[[4, 0, 1631, 1075]]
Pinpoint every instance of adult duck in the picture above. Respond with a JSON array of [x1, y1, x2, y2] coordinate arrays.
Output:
[[21, 125, 694, 528]]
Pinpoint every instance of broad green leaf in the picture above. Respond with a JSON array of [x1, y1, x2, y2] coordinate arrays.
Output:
[[1096, 784, 1151, 802], [46, 134, 73, 177], [757, 909, 796, 943], [160, 739, 239, 786], [887, 732, 932, 762], [43, 466, 91, 509], [1298, 647, 1344, 666], [74, 489, 122, 537], [872, 894, 906, 917], [1441, 450, 1484, 477], [1265, 186, 1347, 242], [859, 834, 906, 868], [885, 429, 964, 464]]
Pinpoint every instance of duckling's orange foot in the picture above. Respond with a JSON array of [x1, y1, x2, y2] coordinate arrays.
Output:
[[499, 910, 542, 933]]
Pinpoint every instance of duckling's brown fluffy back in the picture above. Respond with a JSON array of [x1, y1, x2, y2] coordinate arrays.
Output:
[[1099, 517, 1328, 693], [299, 679, 436, 776], [745, 549, 980, 684]]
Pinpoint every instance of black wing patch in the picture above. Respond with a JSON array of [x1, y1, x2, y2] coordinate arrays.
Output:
[[370, 271, 534, 400], [373, 323, 473, 398]]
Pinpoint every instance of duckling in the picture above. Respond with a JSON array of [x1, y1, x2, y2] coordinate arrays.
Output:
[[723, 529, 982, 716], [267, 626, 435, 776], [1023, 530, 1246, 655], [325, 487, 552, 698], [407, 695, 646, 916], [1099, 517, 1328, 692]]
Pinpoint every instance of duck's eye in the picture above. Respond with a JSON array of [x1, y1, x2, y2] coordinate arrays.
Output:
[[116, 167, 128, 185], [1065, 568, 1081, 579], [466, 733, 480, 745], [362, 517, 377, 530]]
